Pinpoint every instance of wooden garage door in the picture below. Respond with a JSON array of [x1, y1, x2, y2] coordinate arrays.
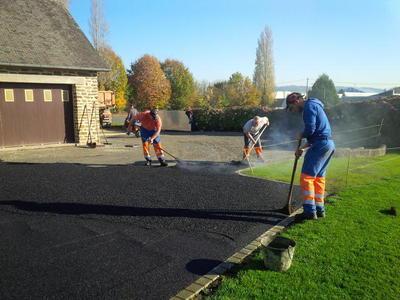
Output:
[[0, 83, 74, 147]]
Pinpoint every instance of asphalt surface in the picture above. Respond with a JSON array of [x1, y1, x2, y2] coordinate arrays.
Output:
[[0, 136, 300, 299]]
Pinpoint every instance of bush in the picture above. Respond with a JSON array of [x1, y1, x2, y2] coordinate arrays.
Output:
[[192, 97, 400, 148], [192, 107, 266, 131]]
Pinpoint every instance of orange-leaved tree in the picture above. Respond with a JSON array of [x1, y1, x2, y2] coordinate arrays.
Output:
[[98, 46, 128, 111], [128, 55, 171, 110]]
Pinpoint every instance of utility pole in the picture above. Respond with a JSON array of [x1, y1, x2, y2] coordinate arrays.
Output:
[[305, 78, 309, 98]]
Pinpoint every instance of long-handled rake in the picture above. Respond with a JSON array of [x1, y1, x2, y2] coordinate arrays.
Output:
[[148, 141, 181, 163], [284, 138, 303, 215], [86, 102, 97, 148], [99, 121, 112, 145]]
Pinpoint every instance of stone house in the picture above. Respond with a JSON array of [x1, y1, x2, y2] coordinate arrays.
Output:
[[0, 0, 109, 147]]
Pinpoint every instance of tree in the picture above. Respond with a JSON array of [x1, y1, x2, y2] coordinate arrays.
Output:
[[226, 72, 260, 107], [97, 47, 128, 111], [308, 74, 340, 107], [89, 0, 108, 50], [253, 26, 276, 106], [207, 81, 229, 108], [161, 59, 196, 110], [128, 55, 171, 110], [193, 80, 210, 108]]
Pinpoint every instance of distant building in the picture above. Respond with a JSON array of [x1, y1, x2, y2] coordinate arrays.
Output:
[[340, 91, 379, 103], [347, 88, 400, 102], [274, 91, 294, 109]]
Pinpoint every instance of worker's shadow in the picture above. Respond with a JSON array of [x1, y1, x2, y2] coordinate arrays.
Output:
[[0, 200, 292, 223]]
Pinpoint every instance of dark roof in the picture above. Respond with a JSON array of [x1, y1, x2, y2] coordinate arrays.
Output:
[[0, 0, 109, 71]]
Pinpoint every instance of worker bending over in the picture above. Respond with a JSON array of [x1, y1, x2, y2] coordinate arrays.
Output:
[[129, 108, 168, 167], [242, 116, 270, 162], [286, 92, 335, 220]]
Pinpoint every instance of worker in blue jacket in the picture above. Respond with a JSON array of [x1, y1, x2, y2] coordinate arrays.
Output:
[[286, 92, 335, 220]]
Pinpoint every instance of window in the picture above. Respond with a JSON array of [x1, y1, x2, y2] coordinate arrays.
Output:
[[4, 89, 14, 102], [25, 89, 34, 102], [61, 90, 69, 102], [43, 90, 52, 102]]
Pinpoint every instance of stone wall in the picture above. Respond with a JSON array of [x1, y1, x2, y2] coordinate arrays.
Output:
[[0, 67, 101, 145], [335, 145, 387, 158]]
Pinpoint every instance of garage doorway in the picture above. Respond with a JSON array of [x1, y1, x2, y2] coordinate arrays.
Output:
[[0, 83, 74, 147]]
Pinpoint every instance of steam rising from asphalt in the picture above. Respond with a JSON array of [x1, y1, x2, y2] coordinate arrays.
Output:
[[175, 160, 238, 173], [173, 107, 385, 175], [264, 111, 384, 151], [175, 159, 269, 174]]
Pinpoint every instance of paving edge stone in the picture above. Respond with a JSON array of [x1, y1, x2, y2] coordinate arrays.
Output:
[[170, 207, 303, 300]]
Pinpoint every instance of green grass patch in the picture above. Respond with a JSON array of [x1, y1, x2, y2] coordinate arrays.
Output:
[[243, 154, 400, 192], [209, 154, 400, 299]]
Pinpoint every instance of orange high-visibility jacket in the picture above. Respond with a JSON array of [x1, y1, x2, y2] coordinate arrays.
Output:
[[135, 111, 162, 131]]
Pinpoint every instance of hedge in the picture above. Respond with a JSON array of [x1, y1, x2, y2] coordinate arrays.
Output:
[[191, 96, 400, 148]]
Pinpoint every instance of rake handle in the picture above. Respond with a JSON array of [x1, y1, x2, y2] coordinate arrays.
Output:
[[148, 141, 179, 161], [243, 124, 268, 161], [286, 138, 303, 214]]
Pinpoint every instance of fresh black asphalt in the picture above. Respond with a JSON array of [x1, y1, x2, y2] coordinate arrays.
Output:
[[0, 161, 300, 299]]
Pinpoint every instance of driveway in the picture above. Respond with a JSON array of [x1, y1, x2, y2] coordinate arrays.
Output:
[[0, 131, 298, 299]]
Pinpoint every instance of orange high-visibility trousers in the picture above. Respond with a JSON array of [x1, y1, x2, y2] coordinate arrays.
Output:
[[142, 141, 165, 161], [301, 139, 334, 214], [300, 173, 327, 213], [243, 133, 264, 160]]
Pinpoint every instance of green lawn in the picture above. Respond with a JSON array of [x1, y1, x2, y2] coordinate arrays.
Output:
[[243, 154, 400, 193], [209, 154, 400, 299]]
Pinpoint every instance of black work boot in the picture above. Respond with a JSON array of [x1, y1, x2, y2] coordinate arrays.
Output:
[[295, 211, 318, 223], [159, 159, 168, 167], [144, 159, 152, 166], [317, 211, 326, 218]]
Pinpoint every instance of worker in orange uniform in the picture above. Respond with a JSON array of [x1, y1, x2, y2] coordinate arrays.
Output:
[[242, 116, 270, 162], [286, 92, 335, 220], [129, 108, 168, 167]]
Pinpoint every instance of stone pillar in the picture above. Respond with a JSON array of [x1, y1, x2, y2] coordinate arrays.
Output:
[[73, 76, 101, 145]]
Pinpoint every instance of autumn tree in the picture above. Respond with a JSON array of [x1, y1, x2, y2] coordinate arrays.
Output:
[[253, 26, 276, 106], [89, 0, 108, 50], [225, 72, 260, 107], [128, 55, 171, 110], [207, 81, 229, 108], [161, 59, 196, 110], [193, 80, 211, 108], [97, 47, 128, 111], [308, 74, 340, 107]]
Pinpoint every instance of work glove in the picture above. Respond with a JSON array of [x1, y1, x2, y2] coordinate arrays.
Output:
[[295, 148, 304, 158]]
